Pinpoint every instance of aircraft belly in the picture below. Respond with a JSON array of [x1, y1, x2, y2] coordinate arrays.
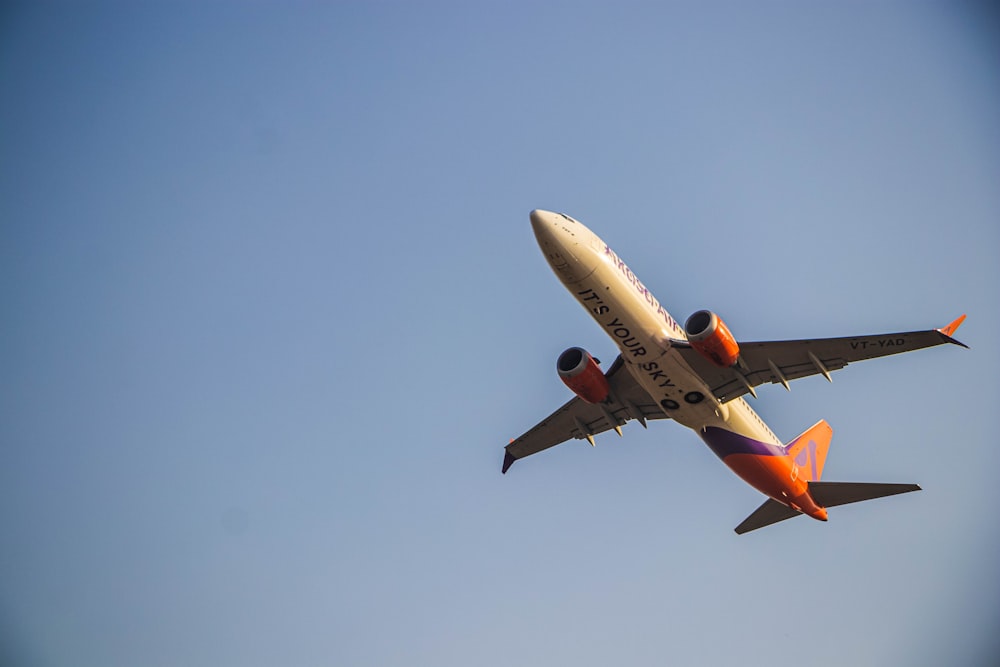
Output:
[[572, 267, 728, 430], [628, 351, 731, 430], [723, 453, 805, 502]]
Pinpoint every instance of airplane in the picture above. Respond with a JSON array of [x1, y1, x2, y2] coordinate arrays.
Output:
[[503, 209, 968, 534]]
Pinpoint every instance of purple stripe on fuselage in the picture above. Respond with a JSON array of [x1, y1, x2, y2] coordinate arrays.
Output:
[[701, 427, 785, 460]]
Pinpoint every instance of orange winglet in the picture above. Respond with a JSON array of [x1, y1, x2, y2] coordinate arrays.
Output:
[[938, 314, 967, 337]]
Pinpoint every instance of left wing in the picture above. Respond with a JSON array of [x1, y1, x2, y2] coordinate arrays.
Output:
[[674, 315, 968, 404], [503, 356, 667, 473]]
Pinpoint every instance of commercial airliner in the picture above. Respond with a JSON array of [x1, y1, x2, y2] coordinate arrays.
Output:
[[503, 210, 967, 534]]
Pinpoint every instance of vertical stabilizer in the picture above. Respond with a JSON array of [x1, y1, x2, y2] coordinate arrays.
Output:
[[784, 420, 832, 482]]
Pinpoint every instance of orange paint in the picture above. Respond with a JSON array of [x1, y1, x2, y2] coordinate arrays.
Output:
[[557, 348, 610, 404], [723, 452, 827, 521], [785, 420, 833, 482], [938, 314, 967, 338], [687, 312, 740, 367]]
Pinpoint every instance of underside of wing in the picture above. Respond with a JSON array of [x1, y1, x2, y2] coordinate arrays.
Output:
[[674, 316, 968, 403], [503, 356, 666, 473]]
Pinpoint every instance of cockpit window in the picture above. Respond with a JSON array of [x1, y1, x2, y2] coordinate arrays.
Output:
[[558, 213, 576, 223]]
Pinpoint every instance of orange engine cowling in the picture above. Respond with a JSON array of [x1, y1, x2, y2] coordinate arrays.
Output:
[[557, 347, 610, 404], [684, 310, 740, 368]]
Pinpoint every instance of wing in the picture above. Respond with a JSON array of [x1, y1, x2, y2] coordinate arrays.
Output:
[[674, 315, 968, 404], [503, 355, 667, 473]]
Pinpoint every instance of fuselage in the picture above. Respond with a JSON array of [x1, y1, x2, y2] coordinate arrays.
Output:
[[531, 209, 827, 520]]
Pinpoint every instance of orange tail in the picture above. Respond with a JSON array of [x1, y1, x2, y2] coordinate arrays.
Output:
[[784, 420, 832, 482]]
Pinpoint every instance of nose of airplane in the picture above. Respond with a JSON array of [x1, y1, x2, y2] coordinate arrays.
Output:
[[530, 209, 558, 235], [528, 208, 597, 284]]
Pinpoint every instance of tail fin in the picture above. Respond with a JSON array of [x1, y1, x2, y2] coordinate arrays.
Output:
[[784, 420, 832, 482]]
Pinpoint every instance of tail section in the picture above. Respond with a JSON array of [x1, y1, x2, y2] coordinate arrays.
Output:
[[784, 420, 832, 482], [734, 421, 921, 534], [734, 482, 921, 534]]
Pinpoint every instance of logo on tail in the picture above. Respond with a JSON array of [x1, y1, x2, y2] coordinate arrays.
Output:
[[736, 419, 920, 534], [784, 420, 832, 482]]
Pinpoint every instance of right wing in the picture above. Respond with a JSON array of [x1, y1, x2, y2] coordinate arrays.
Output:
[[674, 315, 968, 404], [503, 355, 667, 473]]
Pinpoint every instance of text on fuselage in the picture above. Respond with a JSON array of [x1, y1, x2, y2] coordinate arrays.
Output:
[[577, 288, 647, 357], [603, 245, 682, 335], [637, 360, 676, 388]]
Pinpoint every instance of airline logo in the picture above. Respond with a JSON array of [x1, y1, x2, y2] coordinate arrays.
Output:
[[792, 440, 819, 482], [602, 245, 683, 335]]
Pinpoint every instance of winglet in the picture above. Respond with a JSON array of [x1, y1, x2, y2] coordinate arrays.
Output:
[[502, 450, 517, 474], [937, 314, 969, 349], [938, 314, 966, 337]]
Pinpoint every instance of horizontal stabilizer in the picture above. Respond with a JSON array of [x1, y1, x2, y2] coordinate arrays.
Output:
[[734, 498, 802, 534], [808, 481, 921, 507], [735, 482, 922, 534]]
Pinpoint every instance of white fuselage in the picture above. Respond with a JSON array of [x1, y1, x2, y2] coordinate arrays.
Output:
[[531, 209, 780, 446]]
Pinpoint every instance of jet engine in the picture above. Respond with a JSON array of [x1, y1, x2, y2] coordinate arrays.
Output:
[[557, 347, 610, 404], [685, 310, 740, 368]]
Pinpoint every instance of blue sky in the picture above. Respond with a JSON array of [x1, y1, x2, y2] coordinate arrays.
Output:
[[2, 3, 998, 666]]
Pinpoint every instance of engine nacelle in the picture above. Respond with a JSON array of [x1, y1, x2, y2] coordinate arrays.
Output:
[[557, 347, 610, 404], [685, 310, 740, 368]]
